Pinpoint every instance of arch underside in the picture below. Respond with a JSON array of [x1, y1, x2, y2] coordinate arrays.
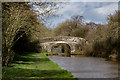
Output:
[[51, 43, 71, 54]]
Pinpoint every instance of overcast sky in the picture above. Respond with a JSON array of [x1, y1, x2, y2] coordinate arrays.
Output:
[[45, 2, 118, 28]]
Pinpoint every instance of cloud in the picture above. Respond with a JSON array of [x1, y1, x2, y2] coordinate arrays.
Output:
[[56, 3, 84, 16], [96, 3, 118, 16], [68, 0, 119, 2], [46, 2, 118, 28], [81, 0, 119, 2], [82, 2, 118, 23]]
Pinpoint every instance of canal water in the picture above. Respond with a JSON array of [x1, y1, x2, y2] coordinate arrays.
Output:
[[48, 55, 119, 78]]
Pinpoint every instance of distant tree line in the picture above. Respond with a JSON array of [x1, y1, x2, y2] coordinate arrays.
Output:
[[54, 16, 89, 38], [53, 12, 120, 59]]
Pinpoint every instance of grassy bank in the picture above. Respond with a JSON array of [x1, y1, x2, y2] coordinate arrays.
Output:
[[2, 52, 77, 80]]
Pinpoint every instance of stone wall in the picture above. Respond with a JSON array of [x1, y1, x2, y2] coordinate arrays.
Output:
[[40, 36, 88, 54]]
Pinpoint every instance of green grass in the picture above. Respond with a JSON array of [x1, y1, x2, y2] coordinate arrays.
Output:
[[2, 52, 77, 80]]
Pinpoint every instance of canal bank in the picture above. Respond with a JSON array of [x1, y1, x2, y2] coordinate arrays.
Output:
[[49, 55, 119, 78], [2, 52, 77, 80]]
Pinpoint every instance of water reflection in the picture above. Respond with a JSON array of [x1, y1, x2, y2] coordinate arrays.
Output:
[[49, 55, 119, 78]]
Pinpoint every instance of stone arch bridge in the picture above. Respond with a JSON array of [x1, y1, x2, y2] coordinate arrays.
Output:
[[40, 36, 88, 54]]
